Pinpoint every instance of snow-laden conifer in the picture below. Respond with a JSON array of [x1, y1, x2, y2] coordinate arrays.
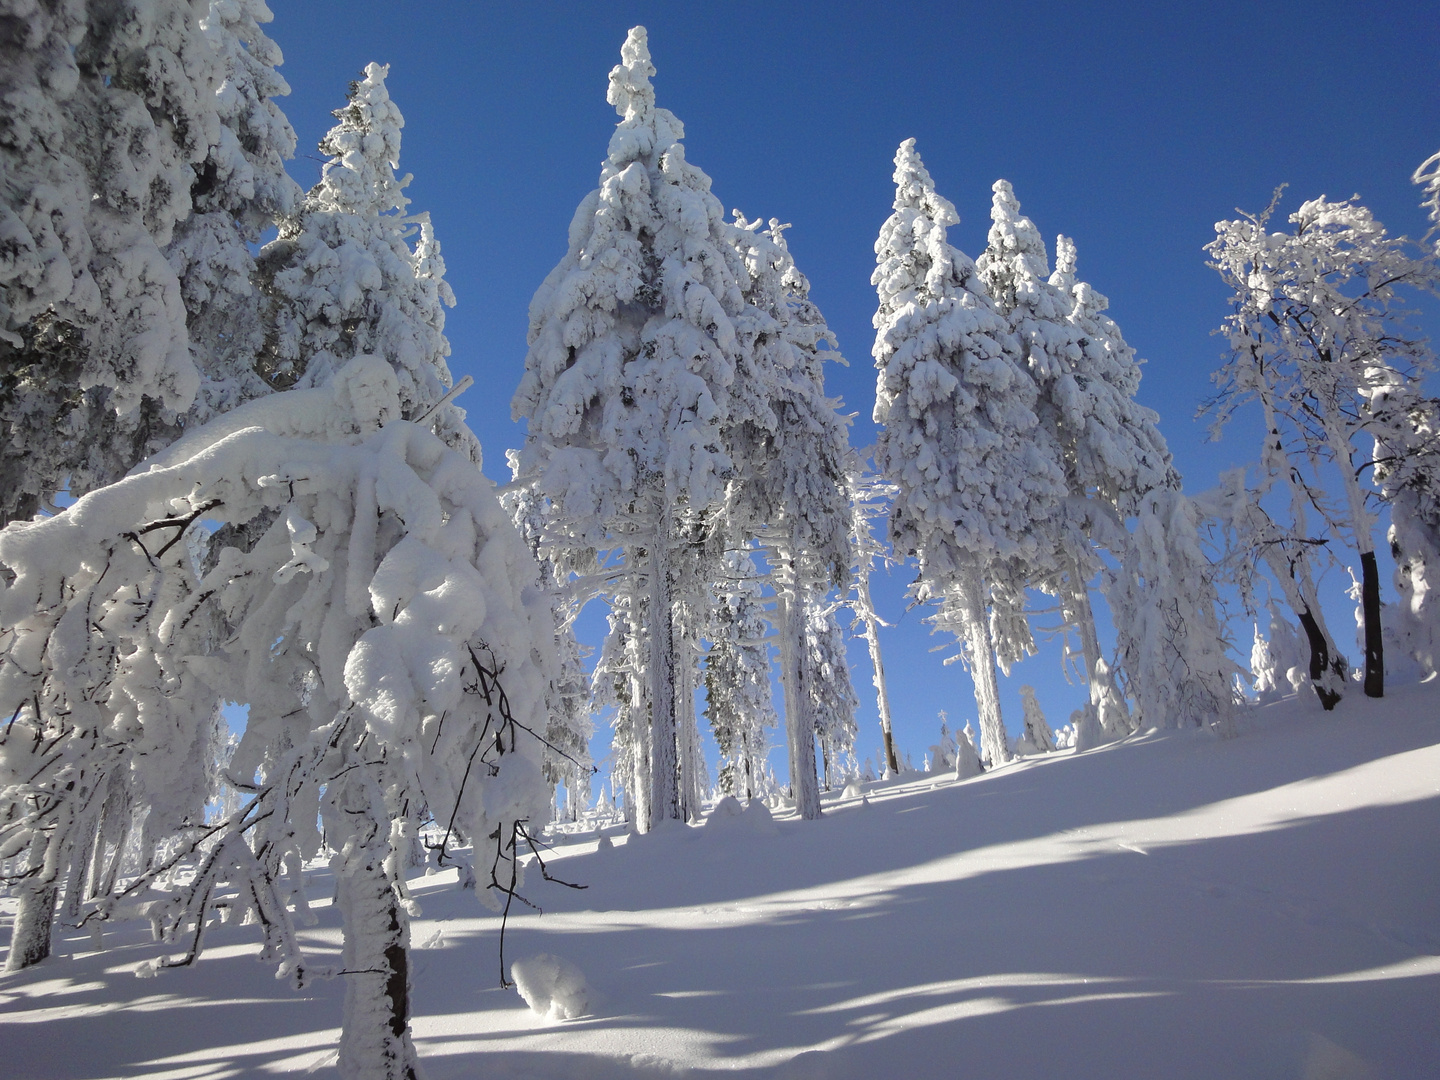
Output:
[[167, 0, 303, 422], [704, 550, 777, 801], [0, 357, 556, 1080], [512, 27, 752, 828], [0, 0, 229, 522], [1017, 684, 1056, 753], [978, 184, 1176, 738], [1250, 602, 1309, 703], [928, 714, 958, 771], [1046, 234, 1179, 731], [871, 141, 1064, 767], [257, 63, 469, 454], [1107, 487, 1238, 734], [722, 215, 852, 818], [953, 720, 983, 779]]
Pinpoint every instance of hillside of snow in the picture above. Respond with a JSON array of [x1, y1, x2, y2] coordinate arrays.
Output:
[[3, 685, 1438, 1080]]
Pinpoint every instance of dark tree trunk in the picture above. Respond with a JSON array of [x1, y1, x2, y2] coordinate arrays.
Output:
[[881, 729, 899, 777], [1296, 609, 1342, 711], [1361, 550, 1384, 698]]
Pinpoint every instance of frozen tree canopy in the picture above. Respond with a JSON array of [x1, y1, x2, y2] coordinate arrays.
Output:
[[0, 0, 239, 522], [1208, 191, 1440, 698], [512, 26, 745, 531], [512, 26, 851, 826], [167, 0, 303, 424], [871, 140, 1064, 766], [257, 61, 469, 456], [0, 356, 557, 1078]]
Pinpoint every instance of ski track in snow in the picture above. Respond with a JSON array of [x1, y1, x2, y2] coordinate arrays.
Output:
[[3, 685, 1439, 1079]]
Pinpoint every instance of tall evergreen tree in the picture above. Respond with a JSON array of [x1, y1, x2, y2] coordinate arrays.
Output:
[[978, 185, 1180, 738], [722, 215, 851, 818], [513, 28, 756, 827], [167, 0, 303, 422], [257, 63, 469, 454], [871, 141, 1064, 766]]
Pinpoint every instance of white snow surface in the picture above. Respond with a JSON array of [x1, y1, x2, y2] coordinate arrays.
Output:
[[4, 686, 1439, 1078]]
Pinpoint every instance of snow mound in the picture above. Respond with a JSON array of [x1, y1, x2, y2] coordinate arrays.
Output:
[[705, 797, 779, 837], [706, 795, 744, 823], [511, 953, 592, 1021]]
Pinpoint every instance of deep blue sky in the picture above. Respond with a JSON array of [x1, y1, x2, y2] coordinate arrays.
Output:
[[269, 2, 1438, 784]]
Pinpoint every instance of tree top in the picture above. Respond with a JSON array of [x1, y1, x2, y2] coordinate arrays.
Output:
[[891, 139, 959, 227], [608, 26, 655, 122]]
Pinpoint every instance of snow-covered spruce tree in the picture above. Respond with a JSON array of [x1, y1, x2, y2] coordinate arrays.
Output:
[[871, 140, 1065, 767], [1046, 233, 1179, 732], [513, 28, 758, 828], [1017, 684, 1056, 753], [0, 358, 557, 1080], [803, 600, 858, 790], [953, 719, 983, 779], [844, 454, 901, 775], [0, 0, 229, 524], [1250, 600, 1309, 703], [166, 0, 303, 424], [928, 712, 958, 771], [704, 550, 778, 800], [1207, 190, 1440, 697], [256, 62, 470, 455], [721, 215, 851, 818], [978, 186, 1178, 738]]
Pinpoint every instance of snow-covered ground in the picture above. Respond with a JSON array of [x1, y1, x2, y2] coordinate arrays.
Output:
[[4, 685, 1439, 1079]]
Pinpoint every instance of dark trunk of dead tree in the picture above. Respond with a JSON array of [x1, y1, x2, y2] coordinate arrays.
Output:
[[1361, 550, 1384, 698], [1296, 609, 1341, 711]]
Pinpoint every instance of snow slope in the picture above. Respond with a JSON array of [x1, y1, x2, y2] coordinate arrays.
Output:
[[3, 685, 1438, 1079]]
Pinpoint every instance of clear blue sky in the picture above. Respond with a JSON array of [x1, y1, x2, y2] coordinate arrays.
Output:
[[269, 2, 1438, 784]]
